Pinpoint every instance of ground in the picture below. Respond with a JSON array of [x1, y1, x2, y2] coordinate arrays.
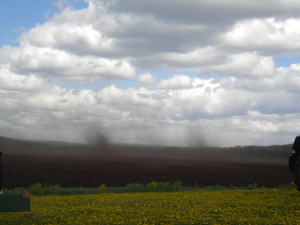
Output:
[[2, 144, 292, 188]]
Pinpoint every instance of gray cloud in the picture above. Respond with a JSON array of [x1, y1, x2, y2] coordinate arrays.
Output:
[[2, 0, 297, 77], [1, 0, 300, 147], [110, 0, 300, 22]]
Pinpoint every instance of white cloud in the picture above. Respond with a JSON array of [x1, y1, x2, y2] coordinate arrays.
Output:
[[138, 73, 156, 87], [0, 44, 136, 81], [276, 64, 300, 92], [0, 70, 299, 146], [22, 20, 117, 57], [195, 52, 275, 76], [0, 0, 282, 79], [221, 18, 300, 54], [1, 0, 300, 147], [157, 75, 192, 89], [0, 66, 49, 91]]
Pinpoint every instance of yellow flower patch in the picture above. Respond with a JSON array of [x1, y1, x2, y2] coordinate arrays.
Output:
[[0, 188, 299, 224]]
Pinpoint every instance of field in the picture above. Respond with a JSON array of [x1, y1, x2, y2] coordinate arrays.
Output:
[[0, 137, 298, 224], [1, 188, 300, 224], [1, 136, 293, 188], [4, 153, 292, 188]]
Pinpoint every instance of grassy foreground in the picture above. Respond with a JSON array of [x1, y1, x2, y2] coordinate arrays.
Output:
[[1, 188, 300, 224]]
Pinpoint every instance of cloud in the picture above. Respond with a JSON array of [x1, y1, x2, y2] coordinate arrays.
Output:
[[1, 69, 300, 146], [0, 65, 49, 91], [0, 44, 136, 82], [0, 0, 284, 79], [276, 64, 300, 92], [110, 0, 300, 24], [138, 73, 156, 87], [22, 10, 118, 57], [157, 75, 192, 89], [221, 18, 300, 55], [197, 52, 276, 76], [1, 0, 300, 147], [52, 0, 72, 11]]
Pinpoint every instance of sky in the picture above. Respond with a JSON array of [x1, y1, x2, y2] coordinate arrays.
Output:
[[1, 0, 300, 147]]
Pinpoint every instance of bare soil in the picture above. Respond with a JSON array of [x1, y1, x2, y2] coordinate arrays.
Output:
[[2, 145, 292, 188]]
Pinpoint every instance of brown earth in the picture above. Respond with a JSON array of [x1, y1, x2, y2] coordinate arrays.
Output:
[[2, 144, 293, 188]]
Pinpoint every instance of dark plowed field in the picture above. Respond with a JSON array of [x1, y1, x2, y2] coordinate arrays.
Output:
[[2, 146, 292, 188]]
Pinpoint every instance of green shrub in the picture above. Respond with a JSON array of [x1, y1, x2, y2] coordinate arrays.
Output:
[[172, 180, 183, 191], [74, 186, 86, 194], [146, 181, 159, 192], [6, 181, 291, 195], [244, 183, 259, 190], [146, 181, 183, 192], [43, 184, 61, 195], [125, 183, 147, 192], [99, 184, 107, 192], [28, 183, 44, 195]]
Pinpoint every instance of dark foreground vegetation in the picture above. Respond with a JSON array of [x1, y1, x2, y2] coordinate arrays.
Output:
[[0, 136, 293, 188], [4, 181, 296, 196]]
